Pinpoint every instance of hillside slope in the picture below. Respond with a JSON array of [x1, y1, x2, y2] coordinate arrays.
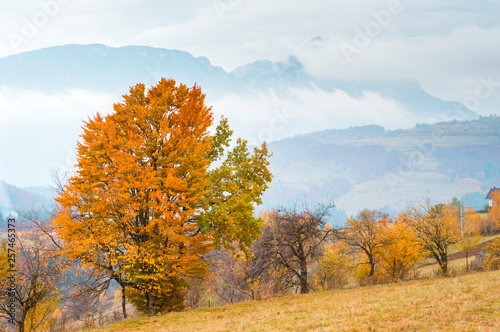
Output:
[[89, 270, 500, 331], [262, 117, 500, 216], [0, 181, 53, 217]]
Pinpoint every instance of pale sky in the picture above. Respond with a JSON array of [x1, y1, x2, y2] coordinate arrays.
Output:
[[1, 0, 500, 187]]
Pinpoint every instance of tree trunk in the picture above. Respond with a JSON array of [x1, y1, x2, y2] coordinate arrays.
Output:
[[440, 262, 448, 274], [150, 294, 158, 315], [440, 250, 448, 274], [146, 292, 152, 316], [465, 252, 469, 272], [17, 310, 26, 332], [439, 255, 448, 274], [17, 321, 24, 332], [368, 257, 375, 277], [121, 285, 128, 319], [299, 258, 308, 294]]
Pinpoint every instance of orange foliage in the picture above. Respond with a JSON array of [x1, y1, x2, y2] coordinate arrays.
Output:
[[489, 191, 500, 229], [340, 210, 387, 278], [485, 237, 500, 270], [53, 79, 272, 314], [377, 214, 426, 281]]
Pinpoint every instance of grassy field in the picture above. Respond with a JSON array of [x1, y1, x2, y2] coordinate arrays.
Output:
[[88, 269, 500, 332], [416, 257, 470, 277]]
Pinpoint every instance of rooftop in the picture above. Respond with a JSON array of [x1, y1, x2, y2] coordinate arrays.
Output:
[[486, 187, 500, 199]]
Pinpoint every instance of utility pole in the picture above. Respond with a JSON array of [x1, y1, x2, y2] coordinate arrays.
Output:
[[459, 203, 463, 233]]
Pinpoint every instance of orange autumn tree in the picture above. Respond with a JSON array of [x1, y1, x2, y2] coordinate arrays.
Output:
[[378, 213, 426, 281], [489, 191, 500, 229], [53, 79, 272, 315]]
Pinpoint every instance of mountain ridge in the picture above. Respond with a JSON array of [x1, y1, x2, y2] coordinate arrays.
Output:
[[1, 117, 498, 220], [0, 44, 477, 122]]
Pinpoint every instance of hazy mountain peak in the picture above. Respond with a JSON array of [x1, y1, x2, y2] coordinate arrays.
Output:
[[0, 44, 477, 121]]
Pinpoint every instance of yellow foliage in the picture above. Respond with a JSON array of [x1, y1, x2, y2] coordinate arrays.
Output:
[[410, 203, 459, 274], [340, 210, 387, 278], [0, 237, 62, 330], [377, 215, 426, 281], [313, 242, 351, 290], [484, 237, 500, 270], [24, 295, 60, 331], [463, 207, 482, 233], [53, 308, 63, 320], [355, 258, 373, 284], [113, 289, 122, 306], [489, 191, 500, 229]]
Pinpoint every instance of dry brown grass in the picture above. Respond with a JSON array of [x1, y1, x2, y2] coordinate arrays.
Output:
[[415, 234, 500, 277], [87, 269, 500, 332]]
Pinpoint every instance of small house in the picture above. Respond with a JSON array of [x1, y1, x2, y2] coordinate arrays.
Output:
[[486, 187, 500, 208]]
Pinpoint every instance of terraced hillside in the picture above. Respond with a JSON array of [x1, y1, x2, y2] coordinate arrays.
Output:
[[262, 117, 500, 217]]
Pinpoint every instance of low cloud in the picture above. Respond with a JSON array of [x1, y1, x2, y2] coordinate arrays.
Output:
[[211, 87, 416, 146], [0, 88, 116, 187], [294, 26, 500, 115], [1, 85, 415, 186], [0, 87, 115, 124]]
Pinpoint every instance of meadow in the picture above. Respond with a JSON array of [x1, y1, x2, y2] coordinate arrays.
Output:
[[88, 269, 500, 331]]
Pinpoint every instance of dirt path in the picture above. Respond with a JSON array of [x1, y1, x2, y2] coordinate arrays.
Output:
[[447, 238, 495, 261], [418, 237, 498, 269]]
